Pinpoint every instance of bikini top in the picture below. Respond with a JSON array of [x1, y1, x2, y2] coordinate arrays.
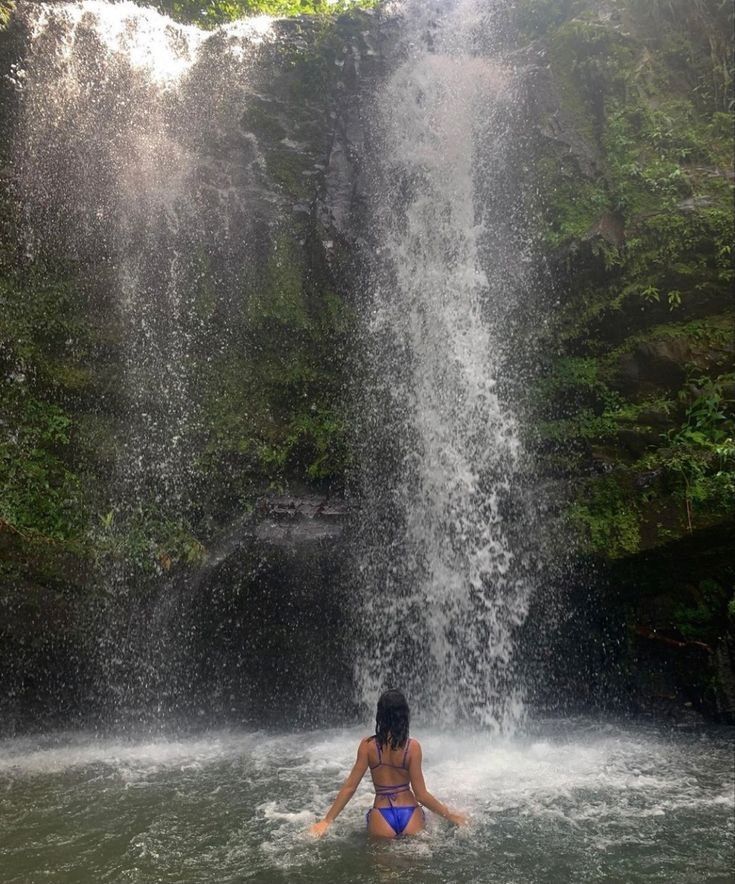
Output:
[[369, 736, 412, 801]]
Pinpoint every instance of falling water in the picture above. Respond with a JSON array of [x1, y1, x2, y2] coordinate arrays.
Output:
[[9, 0, 278, 716], [355, 0, 536, 729], [11, 1, 274, 525], [9, 0, 537, 726]]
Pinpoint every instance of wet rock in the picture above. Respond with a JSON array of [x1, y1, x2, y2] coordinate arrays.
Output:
[[612, 339, 691, 397], [517, 58, 601, 177], [254, 494, 348, 546]]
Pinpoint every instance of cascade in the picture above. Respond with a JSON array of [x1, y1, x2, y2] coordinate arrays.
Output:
[[355, 0, 537, 729], [12, 0, 274, 523], [8, 0, 538, 726], [9, 0, 279, 716]]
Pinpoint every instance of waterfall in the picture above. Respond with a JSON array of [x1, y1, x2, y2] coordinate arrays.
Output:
[[354, 0, 536, 730], [7, 0, 538, 727], [11, 1, 273, 529], [9, 0, 278, 717]]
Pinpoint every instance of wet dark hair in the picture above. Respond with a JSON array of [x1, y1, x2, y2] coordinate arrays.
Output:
[[375, 689, 410, 750]]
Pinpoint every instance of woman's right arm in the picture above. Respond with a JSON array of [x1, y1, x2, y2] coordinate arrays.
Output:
[[408, 740, 467, 826]]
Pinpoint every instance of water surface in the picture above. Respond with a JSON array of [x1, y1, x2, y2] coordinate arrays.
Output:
[[1, 719, 733, 882]]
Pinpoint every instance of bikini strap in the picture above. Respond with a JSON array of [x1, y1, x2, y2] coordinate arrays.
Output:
[[401, 738, 411, 769]]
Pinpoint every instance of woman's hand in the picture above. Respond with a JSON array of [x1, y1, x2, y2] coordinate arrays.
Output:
[[447, 810, 469, 827], [308, 818, 332, 838]]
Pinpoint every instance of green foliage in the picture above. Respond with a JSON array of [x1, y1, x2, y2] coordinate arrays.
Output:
[[0, 385, 85, 542], [624, 0, 733, 112], [151, 0, 376, 28], [0, 1, 13, 29], [568, 475, 641, 557], [0, 265, 98, 393], [538, 157, 610, 248], [605, 98, 730, 217], [519, 1, 734, 551], [639, 373, 735, 529], [0, 257, 104, 547], [533, 356, 603, 412], [559, 368, 734, 554], [514, 0, 583, 39], [672, 578, 728, 642], [201, 231, 352, 498], [92, 504, 205, 574]]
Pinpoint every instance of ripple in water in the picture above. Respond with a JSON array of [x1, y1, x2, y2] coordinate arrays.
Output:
[[0, 720, 733, 882]]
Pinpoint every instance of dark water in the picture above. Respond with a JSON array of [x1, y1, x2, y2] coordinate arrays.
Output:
[[1, 719, 733, 882]]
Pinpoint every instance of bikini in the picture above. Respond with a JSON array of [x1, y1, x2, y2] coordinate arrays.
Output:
[[366, 736, 422, 836]]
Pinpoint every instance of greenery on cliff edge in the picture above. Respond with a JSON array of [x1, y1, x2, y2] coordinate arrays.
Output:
[[152, 0, 377, 27], [518, 0, 734, 562]]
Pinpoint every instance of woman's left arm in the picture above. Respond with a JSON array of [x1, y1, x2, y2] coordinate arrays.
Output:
[[308, 739, 370, 837]]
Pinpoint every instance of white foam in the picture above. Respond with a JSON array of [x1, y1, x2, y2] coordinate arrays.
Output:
[[26, 1, 206, 84], [24, 1, 276, 85], [0, 730, 256, 775], [1, 723, 732, 880]]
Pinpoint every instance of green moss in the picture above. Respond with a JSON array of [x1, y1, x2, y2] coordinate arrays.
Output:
[[0, 265, 99, 393], [534, 356, 604, 405], [0, 387, 86, 543], [672, 579, 728, 643], [150, 0, 378, 29], [199, 229, 353, 500], [569, 474, 641, 557], [605, 313, 735, 357]]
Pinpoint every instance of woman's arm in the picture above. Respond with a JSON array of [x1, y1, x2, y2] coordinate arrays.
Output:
[[408, 740, 467, 826], [308, 738, 370, 837]]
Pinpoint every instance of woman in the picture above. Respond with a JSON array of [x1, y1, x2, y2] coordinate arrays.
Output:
[[309, 689, 467, 838]]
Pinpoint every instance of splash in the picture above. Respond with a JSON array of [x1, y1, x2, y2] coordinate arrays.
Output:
[[24, 1, 205, 85]]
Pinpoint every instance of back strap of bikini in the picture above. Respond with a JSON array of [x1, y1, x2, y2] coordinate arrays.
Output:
[[401, 738, 411, 768], [374, 783, 411, 802]]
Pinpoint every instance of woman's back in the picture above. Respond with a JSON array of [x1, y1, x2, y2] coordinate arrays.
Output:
[[308, 689, 466, 839], [367, 735, 413, 790]]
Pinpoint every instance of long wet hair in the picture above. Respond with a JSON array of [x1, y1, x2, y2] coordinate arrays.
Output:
[[375, 689, 410, 750]]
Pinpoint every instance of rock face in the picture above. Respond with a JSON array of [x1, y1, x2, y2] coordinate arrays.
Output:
[[0, 1, 392, 731], [513, 0, 734, 721], [254, 494, 348, 545]]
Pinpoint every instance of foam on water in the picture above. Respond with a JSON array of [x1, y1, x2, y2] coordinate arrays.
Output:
[[2, 723, 732, 810], [0, 722, 733, 880], [0, 721, 732, 882]]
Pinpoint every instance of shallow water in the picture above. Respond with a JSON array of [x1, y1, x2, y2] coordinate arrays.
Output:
[[0, 719, 733, 883]]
